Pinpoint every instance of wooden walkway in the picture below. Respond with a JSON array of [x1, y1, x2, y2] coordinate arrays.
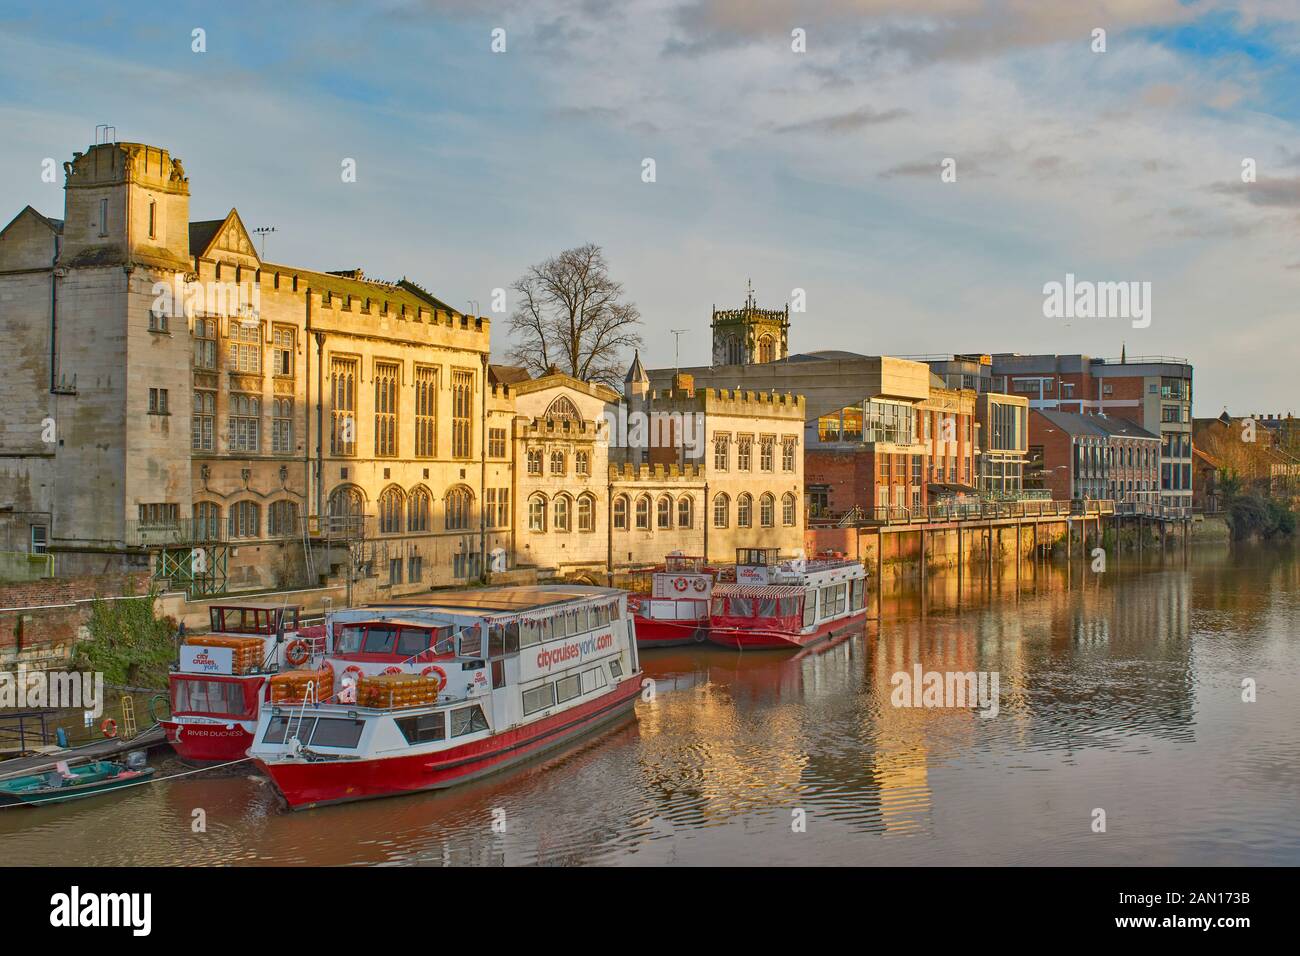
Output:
[[0, 724, 167, 780]]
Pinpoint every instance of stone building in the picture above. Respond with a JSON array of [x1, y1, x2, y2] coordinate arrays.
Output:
[[710, 282, 789, 366], [0, 139, 510, 592]]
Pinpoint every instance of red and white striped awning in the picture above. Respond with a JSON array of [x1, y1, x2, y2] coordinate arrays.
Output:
[[712, 584, 807, 599]]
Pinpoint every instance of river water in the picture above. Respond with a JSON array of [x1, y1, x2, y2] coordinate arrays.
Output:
[[3, 541, 1298, 866]]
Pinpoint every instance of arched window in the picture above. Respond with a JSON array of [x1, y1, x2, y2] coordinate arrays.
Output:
[[528, 494, 547, 532], [527, 448, 543, 475], [613, 495, 629, 530], [327, 486, 364, 535], [758, 334, 775, 363], [782, 492, 797, 527], [550, 450, 566, 475], [737, 493, 753, 528], [230, 500, 260, 538], [576, 451, 590, 476], [713, 493, 729, 528], [578, 494, 595, 532], [554, 495, 571, 532], [677, 496, 693, 529], [445, 486, 473, 531], [635, 495, 651, 530], [378, 486, 405, 534], [726, 335, 741, 364], [268, 500, 299, 537], [544, 396, 581, 422], [192, 501, 221, 541], [408, 486, 431, 533], [656, 495, 672, 529], [760, 492, 775, 528]]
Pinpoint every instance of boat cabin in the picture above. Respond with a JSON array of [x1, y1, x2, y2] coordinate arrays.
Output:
[[209, 603, 299, 635]]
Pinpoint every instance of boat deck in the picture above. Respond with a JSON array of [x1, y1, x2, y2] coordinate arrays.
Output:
[[0, 724, 167, 781]]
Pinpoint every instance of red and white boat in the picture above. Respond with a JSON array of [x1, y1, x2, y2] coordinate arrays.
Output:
[[249, 585, 643, 810], [160, 603, 324, 763], [629, 554, 716, 648], [708, 549, 868, 651]]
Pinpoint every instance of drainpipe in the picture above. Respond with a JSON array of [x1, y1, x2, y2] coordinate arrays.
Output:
[[703, 479, 710, 563], [303, 291, 312, 528], [313, 316, 325, 522], [480, 349, 488, 582], [48, 233, 60, 390]]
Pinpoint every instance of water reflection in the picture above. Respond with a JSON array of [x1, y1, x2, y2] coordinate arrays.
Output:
[[2, 543, 1298, 865]]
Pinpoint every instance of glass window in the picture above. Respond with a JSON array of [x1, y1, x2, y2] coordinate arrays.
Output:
[[522, 683, 556, 716], [556, 674, 582, 704], [396, 712, 446, 744], [362, 626, 398, 654], [450, 704, 489, 736], [395, 628, 431, 658]]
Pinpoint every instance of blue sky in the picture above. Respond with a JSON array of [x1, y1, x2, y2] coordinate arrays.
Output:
[[2, 0, 1299, 414]]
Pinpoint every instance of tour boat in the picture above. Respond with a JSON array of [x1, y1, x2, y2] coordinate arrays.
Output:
[[160, 603, 324, 763], [248, 585, 643, 810], [708, 549, 868, 650], [629, 554, 716, 647]]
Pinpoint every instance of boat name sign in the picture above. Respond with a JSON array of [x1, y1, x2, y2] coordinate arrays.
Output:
[[525, 631, 616, 679], [180, 645, 234, 675]]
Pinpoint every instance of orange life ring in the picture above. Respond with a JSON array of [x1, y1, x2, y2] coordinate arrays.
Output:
[[673, 577, 688, 592], [421, 665, 447, 690], [284, 638, 310, 667], [627, 596, 642, 614], [342, 664, 365, 684], [692, 578, 707, 592], [384, 665, 403, 675], [101, 718, 117, 739]]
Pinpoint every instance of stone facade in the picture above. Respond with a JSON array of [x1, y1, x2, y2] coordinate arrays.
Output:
[[710, 283, 790, 366]]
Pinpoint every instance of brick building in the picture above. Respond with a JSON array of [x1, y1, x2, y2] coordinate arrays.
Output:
[[1029, 409, 1161, 510]]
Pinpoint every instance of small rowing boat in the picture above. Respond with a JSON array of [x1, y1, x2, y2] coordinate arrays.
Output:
[[0, 760, 154, 807]]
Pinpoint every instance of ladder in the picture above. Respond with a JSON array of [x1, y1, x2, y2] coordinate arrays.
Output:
[[120, 695, 138, 740]]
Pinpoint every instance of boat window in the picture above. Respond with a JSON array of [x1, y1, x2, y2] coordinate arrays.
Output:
[[556, 674, 582, 704], [833, 584, 847, 615], [711, 596, 726, 616], [362, 626, 398, 654], [395, 712, 446, 745], [540, 617, 553, 642], [820, 586, 834, 619], [262, 715, 297, 744], [520, 619, 541, 648], [567, 608, 581, 635], [487, 621, 520, 655], [461, 659, 484, 670], [307, 718, 365, 749], [451, 704, 490, 736], [802, 593, 816, 628], [336, 625, 365, 654], [608, 600, 621, 621], [458, 626, 482, 658], [609, 659, 623, 680], [729, 596, 754, 618], [757, 597, 778, 618], [553, 613, 569, 640], [522, 683, 556, 716], [492, 659, 506, 689], [778, 596, 800, 617], [395, 627, 431, 658], [851, 579, 865, 611], [581, 667, 607, 694], [594, 604, 609, 627], [175, 679, 246, 716]]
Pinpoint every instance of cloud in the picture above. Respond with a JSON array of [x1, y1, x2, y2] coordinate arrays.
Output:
[[774, 104, 908, 134], [1209, 176, 1300, 208]]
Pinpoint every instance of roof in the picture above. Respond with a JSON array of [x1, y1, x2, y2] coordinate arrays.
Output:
[[489, 364, 532, 386], [188, 219, 224, 254], [0, 205, 64, 238], [624, 350, 649, 386], [364, 586, 617, 615], [1034, 409, 1158, 440], [713, 584, 808, 599]]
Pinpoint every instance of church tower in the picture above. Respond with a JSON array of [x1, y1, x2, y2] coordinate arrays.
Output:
[[711, 281, 789, 366]]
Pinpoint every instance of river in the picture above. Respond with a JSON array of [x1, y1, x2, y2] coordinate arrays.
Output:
[[3, 541, 1297, 866]]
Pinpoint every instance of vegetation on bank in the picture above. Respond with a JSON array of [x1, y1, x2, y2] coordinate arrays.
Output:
[[72, 588, 177, 689], [1219, 474, 1298, 541]]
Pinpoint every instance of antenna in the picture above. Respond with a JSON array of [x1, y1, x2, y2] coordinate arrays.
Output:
[[252, 226, 276, 259], [670, 329, 688, 373]]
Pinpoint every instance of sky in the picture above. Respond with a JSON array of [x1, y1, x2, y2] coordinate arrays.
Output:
[[2, 0, 1298, 416]]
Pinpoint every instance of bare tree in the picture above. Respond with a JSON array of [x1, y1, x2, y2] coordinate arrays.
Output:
[[506, 243, 643, 387]]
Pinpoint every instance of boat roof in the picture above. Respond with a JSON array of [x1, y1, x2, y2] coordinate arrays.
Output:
[[713, 584, 808, 598], [360, 585, 619, 616], [211, 602, 301, 612]]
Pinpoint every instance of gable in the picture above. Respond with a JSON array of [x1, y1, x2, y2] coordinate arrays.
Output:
[[190, 208, 260, 267], [0, 206, 63, 271]]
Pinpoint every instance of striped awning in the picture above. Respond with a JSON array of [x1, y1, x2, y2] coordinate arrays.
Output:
[[712, 583, 807, 599]]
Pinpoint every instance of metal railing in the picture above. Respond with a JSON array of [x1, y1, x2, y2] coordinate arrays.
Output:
[[809, 497, 1117, 527]]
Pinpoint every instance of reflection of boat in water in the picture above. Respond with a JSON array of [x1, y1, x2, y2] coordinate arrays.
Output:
[[629, 555, 716, 647], [708, 549, 868, 650], [250, 586, 643, 810], [0, 759, 154, 807]]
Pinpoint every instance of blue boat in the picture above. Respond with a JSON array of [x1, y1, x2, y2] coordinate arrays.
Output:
[[0, 760, 154, 807]]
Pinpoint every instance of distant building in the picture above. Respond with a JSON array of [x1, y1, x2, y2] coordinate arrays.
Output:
[[1029, 409, 1161, 511], [711, 282, 789, 366]]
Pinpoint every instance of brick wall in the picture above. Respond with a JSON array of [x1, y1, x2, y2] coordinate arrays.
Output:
[[0, 572, 150, 670]]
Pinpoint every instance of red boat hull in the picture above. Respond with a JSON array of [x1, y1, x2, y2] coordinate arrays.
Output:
[[161, 719, 255, 763], [708, 609, 868, 650], [633, 614, 709, 648], [256, 676, 644, 809]]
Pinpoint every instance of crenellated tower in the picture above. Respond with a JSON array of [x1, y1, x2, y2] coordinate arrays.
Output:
[[710, 280, 789, 366]]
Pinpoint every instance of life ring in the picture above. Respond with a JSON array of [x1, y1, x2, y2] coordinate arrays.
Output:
[[384, 665, 403, 675], [693, 627, 708, 644], [342, 664, 365, 684], [101, 718, 118, 738], [284, 639, 310, 667], [421, 665, 447, 690], [692, 578, 707, 592], [673, 577, 688, 592], [627, 597, 641, 614]]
